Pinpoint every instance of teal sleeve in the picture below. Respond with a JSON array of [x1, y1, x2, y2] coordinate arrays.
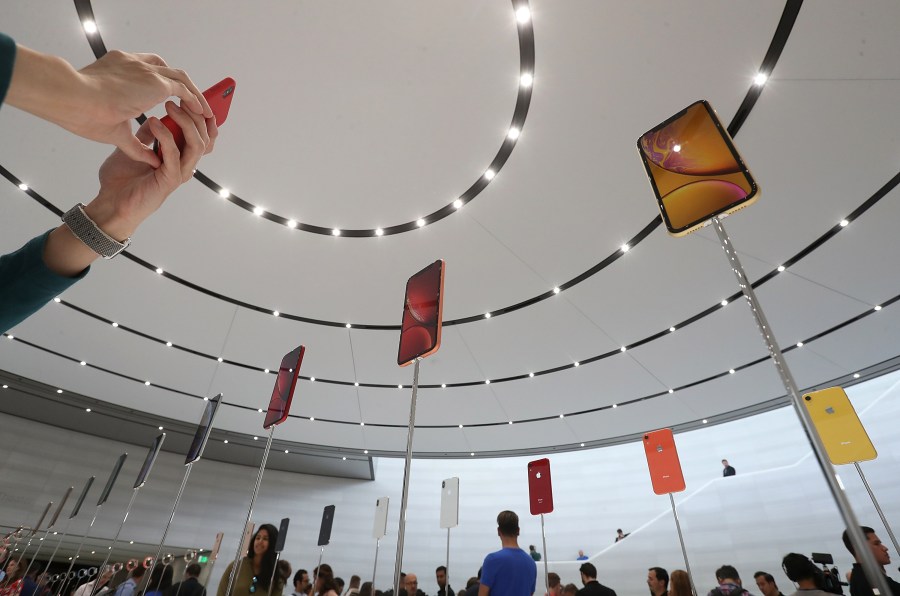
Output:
[[0, 32, 16, 107], [0, 230, 90, 333]]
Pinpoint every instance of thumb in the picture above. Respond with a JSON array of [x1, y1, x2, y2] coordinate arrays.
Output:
[[115, 127, 162, 169]]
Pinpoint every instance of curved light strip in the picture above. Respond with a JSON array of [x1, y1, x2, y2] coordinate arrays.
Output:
[[49, 1, 802, 326], [73, 0, 536, 237], [13, 167, 899, 387], [5, 293, 896, 431]]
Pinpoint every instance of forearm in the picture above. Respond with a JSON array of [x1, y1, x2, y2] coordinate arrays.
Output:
[[5, 44, 90, 128]]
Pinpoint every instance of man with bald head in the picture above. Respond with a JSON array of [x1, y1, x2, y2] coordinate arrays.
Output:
[[406, 574, 427, 596]]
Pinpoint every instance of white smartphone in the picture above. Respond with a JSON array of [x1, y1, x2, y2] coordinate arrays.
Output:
[[372, 497, 389, 539], [440, 477, 460, 529]]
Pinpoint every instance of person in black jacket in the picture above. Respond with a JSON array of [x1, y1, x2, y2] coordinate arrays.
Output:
[[575, 563, 616, 596], [166, 564, 205, 596]]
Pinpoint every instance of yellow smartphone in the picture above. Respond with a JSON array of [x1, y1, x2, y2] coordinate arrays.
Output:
[[802, 387, 876, 465], [637, 100, 759, 237]]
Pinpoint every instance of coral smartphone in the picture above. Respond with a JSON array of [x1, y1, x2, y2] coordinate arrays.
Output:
[[71, 476, 95, 518], [274, 518, 290, 553], [240, 523, 255, 554], [803, 387, 876, 464], [186, 393, 222, 465], [97, 453, 127, 506], [398, 260, 445, 366], [527, 458, 554, 515], [48, 487, 72, 529], [318, 505, 336, 546], [440, 477, 460, 529], [264, 346, 306, 429], [134, 434, 165, 489], [154, 77, 236, 158], [210, 531, 224, 561], [643, 429, 686, 495], [637, 100, 759, 237], [372, 497, 389, 539]]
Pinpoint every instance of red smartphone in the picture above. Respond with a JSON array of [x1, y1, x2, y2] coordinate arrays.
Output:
[[397, 260, 445, 366], [154, 77, 236, 158], [264, 345, 305, 429], [642, 429, 686, 495], [527, 458, 554, 515]]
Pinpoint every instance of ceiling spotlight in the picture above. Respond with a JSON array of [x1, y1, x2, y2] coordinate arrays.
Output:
[[375, 228, 384, 236], [621, 244, 630, 253], [508, 421, 513, 425], [529, 372, 534, 378], [342, 456, 347, 461], [253, 206, 264, 217], [203, 396, 208, 401], [54, 297, 61, 303], [453, 199, 463, 209], [520, 72, 533, 87], [354, 382, 359, 387], [553, 287, 560, 294], [515, 6, 531, 23], [669, 327, 676, 332], [612, 404, 617, 408], [484, 169, 496, 181], [310, 416, 315, 421], [360, 422, 365, 426], [112, 322, 118, 328], [470, 452, 475, 457], [729, 369, 736, 375], [258, 408, 263, 413], [2, 385, 7, 389], [129, 541, 133, 545], [441, 383, 447, 388], [485, 380, 491, 384], [672, 144, 681, 153], [310, 377, 316, 382], [80, 361, 86, 366], [720, 300, 728, 306], [459, 424, 463, 428], [57, 389, 63, 394], [272, 311, 280, 317], [144, 381, 151, 386], [574, 361, 580, 367], [346, 323, 352, 328], [158, 426, 164, 430], [253, 436, 258, 440], [853, 373, 860, 379], [620, 346, 627, 352], [507, 127, 520, 140], [287, 219, 297, 229], [165, 342, 172, 347], [668, 389, 674, 394], [839, 219, 849, 227], [874, 305, 882, 311], [754, 72, 768, 85], [218, 188, 230, 198], [264, 368, 270, 374], [777, 265, 786, 272], [223, 439, 228, 444], [796, 342, 804, 347], [332, 228, 341, 236], [364, 449, 369, 454], [18, 183, 28, 191], [85, 408, 91, 412], [285, 450, 289, 454], [155, 267, 163, 275], [416, 218, 426, 227], [82, 20, 97, 34], [484, 312, 491, 319], [217, 357, 223, 363], [398, 384, 403, 389], [559, 414, 565, 418], [702, 419, 708, 424], [580, 443, 585, 447]]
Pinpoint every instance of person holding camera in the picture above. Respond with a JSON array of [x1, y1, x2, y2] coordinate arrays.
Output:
[[782, 554, 836, 596]]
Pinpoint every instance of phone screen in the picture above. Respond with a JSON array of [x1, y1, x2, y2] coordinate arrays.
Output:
[[264, 346, 305, 429], [134, 434, 165, 489], [397, 260, 445, 366], [440, 478, 460, 529], [98, 453, 128, 506], [803, 387, 876, 465], [274, 518, 290, 553], [638, 100, 758, 236], [372, 497, 389, 539], [186, 394, 223, 465], [642, 429, 686, 495], [71, 476, 95, 518], [318, 505, 336, 546], [527, 458, 554, 515]]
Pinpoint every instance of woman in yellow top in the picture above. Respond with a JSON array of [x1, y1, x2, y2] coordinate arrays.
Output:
[[217, 525, 282, 596]]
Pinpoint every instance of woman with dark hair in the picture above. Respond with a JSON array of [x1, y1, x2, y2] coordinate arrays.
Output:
[[0, 558, 29, 596], [312, 565, 338, 596], [217, 525, 281, 596]]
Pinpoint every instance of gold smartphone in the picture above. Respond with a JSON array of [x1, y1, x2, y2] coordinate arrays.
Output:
[[803, 387, 876, 465], [637, 100, 759, 237]]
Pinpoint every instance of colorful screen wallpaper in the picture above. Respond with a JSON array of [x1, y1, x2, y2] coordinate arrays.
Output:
[[398, 260, 444, 366], [265, 345, 305, 428], [639, 100, 757, 235]]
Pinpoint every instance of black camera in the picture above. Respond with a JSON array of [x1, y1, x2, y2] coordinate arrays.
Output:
[[810, 553, 843, 595]]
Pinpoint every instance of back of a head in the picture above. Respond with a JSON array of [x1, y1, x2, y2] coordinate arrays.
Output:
[[562, 584, 578, 596], [715, 566, 740, 583], [277, 560, 293, 581], [669, 571, 692, 596], [497, 511, 519, 537], [548, 573, 560, 588], [843, 526, 875, 557], [466, 578, 479, 590], [782, 554, 817, 583], [579, 563, 597, 580], [350, 576, 361, 588], [133, 565, 148, 579], [186, 563, 202, 578], [360, 583, 373, 596]]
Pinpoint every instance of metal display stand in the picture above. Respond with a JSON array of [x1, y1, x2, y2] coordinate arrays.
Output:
[[854, 462, 900, 556], [42, 476, 95, 581], [15, 501, 52, 567], [88, 486, 141, 596], [392, 358, 421, 596], [538, 514, 550, 596], [668, 494, 696, 596], [21, 488, 72, 582], [710, 216, 890, 596]]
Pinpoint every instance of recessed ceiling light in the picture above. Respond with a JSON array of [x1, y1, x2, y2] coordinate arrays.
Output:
[[83, 20, 97, 34], [529, 372, 534, 378], [559, 414, 564, 418], [144, 381, 151, 386], [669, 327, 676, 332], [485, 312, 491, 319], [612, 404, 617, 408], [223, 439, 228, 444], [158, 426, 164, 430], [702, 419, 708, 424], [364, 449, 369, 454], [874, 305, 882, 311], [264, 368, 270, 374], [354, 382, 359, 387], [729, 369, 736, 375], [754, 72, 768, 86], [57, 389, 63, 394], [416, 218, 426, 227], [839, 219, 849, 227], [360, 422, 365, 426], [553, 287, 560, 294], [453, 199, 463, 209], [515, 6, 531, 23], [668, 389, 674, 394], [672, 144, 681, 153], [203, 396, 208, 401], [332, 228, 341, 236], [85, 408, 91, 412], [507, 127, 520, 140], [508, 421, 513, 425], [484, 169, 496, 181], [258, 408, 263, 413], [621, 244, 630, 253], [342, 456, 347, 461], [580, 443, 585, 447], [346, 323, 352, 328], [112, 322, 118, 328], [285, 450, 289, 454], [287, 219, 297, 229], [375, 228, 384, 236], [485, 380, 491, 384], [853, 373, 860, 379], [441, 383, 447, 388], [217, 357, 223, 363], [218, 188, 230, 198], [470, 452, 475, 456], [18, 183, 28, 191], [155, 267, 163, 275], [80, 361, 86, 366], [520, 72, 533, 87], [253, 436, 258, 440], [574, 361, 580, 367], [54, 297, 61, 303], [720, 300, 728, 306], [253, 207, 264, 216], [777, 265, 786, 272], [620, 346, 627, 352], [310, 416, 315, 421], [796, 342, 804, 347], [459, 424, 463, 428], [398, 384, 403, 389], [166, 342, 172, 347], [310, 377, 316, 382]]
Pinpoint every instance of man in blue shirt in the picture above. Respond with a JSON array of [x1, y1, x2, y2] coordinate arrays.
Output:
[[479, 511, 536, 596]]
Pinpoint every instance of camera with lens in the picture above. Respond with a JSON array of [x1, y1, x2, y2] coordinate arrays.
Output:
[[811, 553, 844, 595]]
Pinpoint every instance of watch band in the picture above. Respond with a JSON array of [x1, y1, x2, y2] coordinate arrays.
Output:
[[61, 203, 131, 259]]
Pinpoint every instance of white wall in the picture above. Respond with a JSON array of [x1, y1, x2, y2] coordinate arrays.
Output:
[[2, 370, 900, 596]]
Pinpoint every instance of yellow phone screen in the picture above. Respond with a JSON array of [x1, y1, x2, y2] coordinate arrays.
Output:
[[803, 387, 877, 465]]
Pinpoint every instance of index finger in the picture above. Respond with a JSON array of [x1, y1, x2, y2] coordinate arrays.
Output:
[[158, 67, 213, 118]]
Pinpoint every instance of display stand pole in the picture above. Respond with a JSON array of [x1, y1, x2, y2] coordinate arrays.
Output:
[[15, 501, 52, 568], [266, 553, 281, 596], [57, 503, 103, 596], [315, 546, 325, 587], [711, 216, 890, 596], [41, 517, 74, 577], [137, 464, 195, 596], [88, 487, 141, 596], [22, 489, 72, 582], [223, 426, 276, 596], [371, 539, 380, 596], [204, 543, 222, 592], [392, 358, 421, 596], [854, 462, 900, 555], [539, 514, 550, 596], [668, 494, 696, 596], [445, 528, 451, 596]]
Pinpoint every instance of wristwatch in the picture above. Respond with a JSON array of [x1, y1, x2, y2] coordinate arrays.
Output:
[[62, 203, 131, 259]]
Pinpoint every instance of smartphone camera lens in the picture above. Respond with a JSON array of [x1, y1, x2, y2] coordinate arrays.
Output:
[[442, 481, 445, 488], [223, 86, 234, 98], [805, 396, 811, 401]]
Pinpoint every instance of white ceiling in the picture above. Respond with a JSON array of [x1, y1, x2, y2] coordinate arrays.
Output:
[[3, 1, 900, 462]]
